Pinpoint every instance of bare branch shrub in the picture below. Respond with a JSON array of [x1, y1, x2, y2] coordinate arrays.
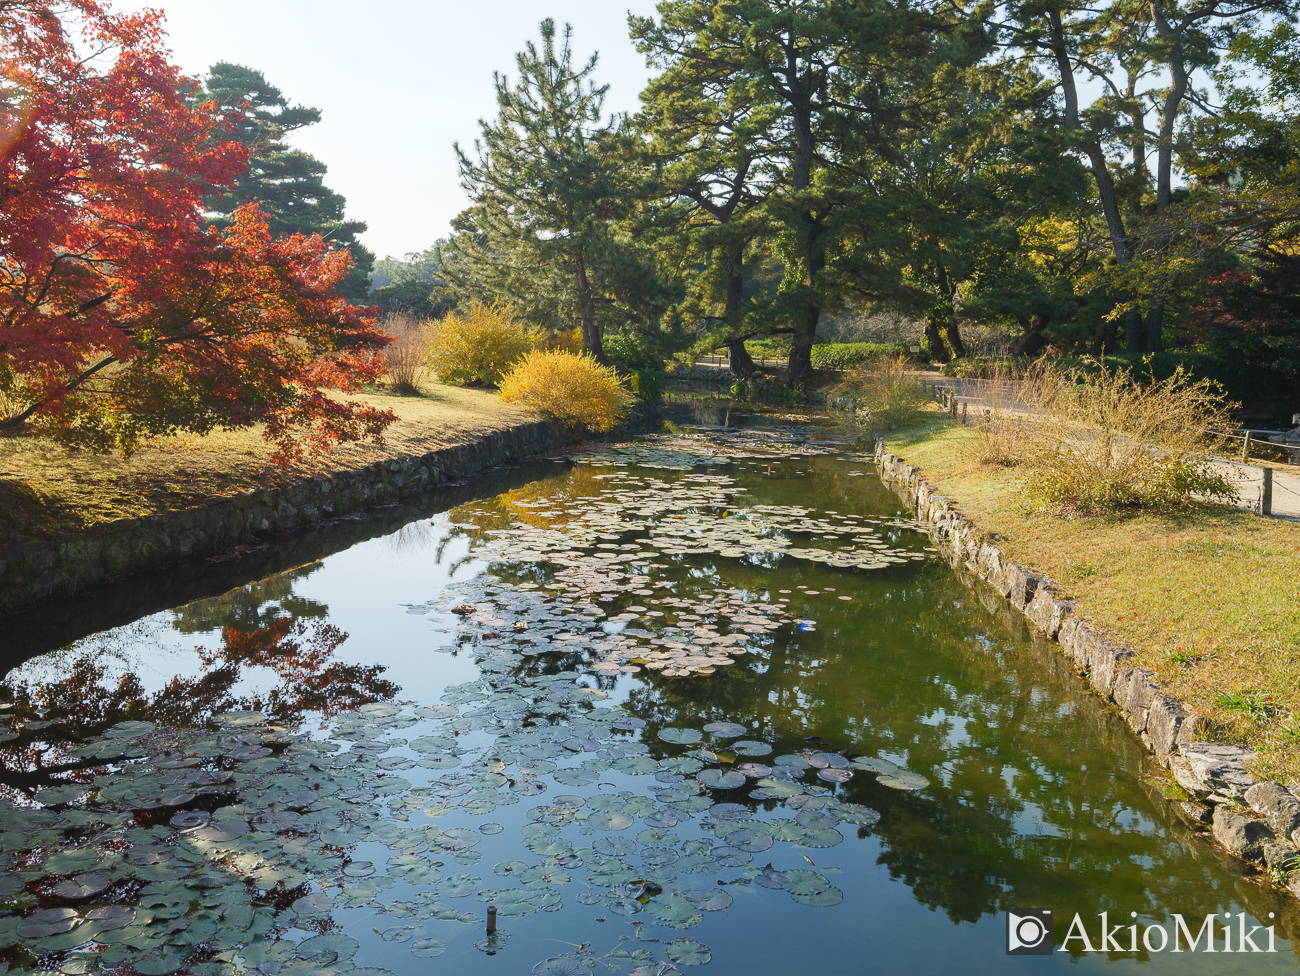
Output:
[[1025, 361, 1238, 510], [381, 312, 431, 395], [835, 354, 932, 431], [962, 363, 1053, 466]]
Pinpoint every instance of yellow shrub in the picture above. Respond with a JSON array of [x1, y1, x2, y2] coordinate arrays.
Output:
[[425, 301, 538, 386], [546, 327, 584, 355], [834, 354, 932, 430], [498, 350, 633, 432]]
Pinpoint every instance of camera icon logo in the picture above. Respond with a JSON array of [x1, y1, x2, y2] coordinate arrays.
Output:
[[1007, 909, 1053, 955]]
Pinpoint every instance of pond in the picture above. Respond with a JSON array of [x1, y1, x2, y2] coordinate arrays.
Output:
[[1, 409, 1297, 976]]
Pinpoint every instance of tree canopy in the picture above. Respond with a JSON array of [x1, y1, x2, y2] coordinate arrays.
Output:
[[0, 3, 393, 461], [196, 62, 375, 303]]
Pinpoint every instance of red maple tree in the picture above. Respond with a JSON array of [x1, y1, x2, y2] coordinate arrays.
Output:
[[0, 1, 395, 463]]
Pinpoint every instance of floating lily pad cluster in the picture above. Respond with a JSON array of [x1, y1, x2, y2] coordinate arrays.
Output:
[[0, 425, 941, 975], [432, 445, 930, 678], [564, 428, 844, 471], [0, 654, 931, 975]]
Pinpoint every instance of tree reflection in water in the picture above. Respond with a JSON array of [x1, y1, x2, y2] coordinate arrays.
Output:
[[0, 611, 397, 801]]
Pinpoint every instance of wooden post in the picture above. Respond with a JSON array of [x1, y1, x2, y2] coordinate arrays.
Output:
[[1242, 430, 1252, 462], [961, 402, 968, 425], [1262, 467, 1273, 516], [487, 905, 498, 935]]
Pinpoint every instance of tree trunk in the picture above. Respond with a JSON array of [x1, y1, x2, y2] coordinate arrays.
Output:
[[786, 81, 822, 392], [924, 315, 950, 363], [722, 245, 754, 376], [934, 264, 965, 358], [1145, 3, 1188, 355], [575, 254, 605, 364], [1018, 315, 1047, 355], [727, 339, 756, 377], [1102, 315, 1119, 354], [1125, 308, 1143, 352], [1049, 12, 1140, 354], [1145, 303, 1163, 352], [788, 306, 817, 389]]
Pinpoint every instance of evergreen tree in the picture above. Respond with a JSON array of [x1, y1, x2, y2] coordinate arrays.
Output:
[[369, 247, 457, 319], [632, 0, 956, 386], [633, 8, 779, 376], [197, 63, 374, 302], [446, 20, 665, 362]]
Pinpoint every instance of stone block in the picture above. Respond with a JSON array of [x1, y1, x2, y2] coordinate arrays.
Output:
[[1243, 782, 1300, 842], [1147, 696, 1187, 763], [1177, 742, 1257, 801], [1087, 637, 1133, 697], [1212, 804, 1274, 863], [1121, 669, 1160, 735], [1025, 588, 1071, 639]]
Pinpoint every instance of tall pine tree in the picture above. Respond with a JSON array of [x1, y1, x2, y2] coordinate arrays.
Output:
[[197, 63, 374, 302], [446, 20, 665, 362], [632, 0, 948, 386]]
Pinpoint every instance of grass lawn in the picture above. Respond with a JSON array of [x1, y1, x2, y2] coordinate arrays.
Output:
[[883, 408, 1300, 786], [0, 384, 537, 543]]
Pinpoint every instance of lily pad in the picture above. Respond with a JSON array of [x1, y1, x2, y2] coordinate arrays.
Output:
[[17, 908, 80, 938], [133, 946, 192, 975], [52, 873, 109, 900], [791, 884, 844, 907], [697, 769, 745, 790], [683, 889, 732, 911], [658, 728, 703, 745], [532, 958, 592, 976], [817, 768, 853, 784], [412, 938, 447, 958], [291, 891, 333, 915], [665, 938, 713, 966], [587, 812, 634, 831], [849, 756, 898, 775], [646, 892, 703, 929], [701, 722, 746, 737], [731, 740, 772, 757], [877, 770, 929, 791]]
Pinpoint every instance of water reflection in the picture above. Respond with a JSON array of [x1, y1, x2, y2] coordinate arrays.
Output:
[[1, 421, 1297, 975]]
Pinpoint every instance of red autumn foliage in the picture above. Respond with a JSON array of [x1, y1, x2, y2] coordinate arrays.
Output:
[[0, 1, 394, 463]]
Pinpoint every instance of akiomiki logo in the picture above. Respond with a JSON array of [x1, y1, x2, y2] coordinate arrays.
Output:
[[1056, 911, 1278, 954]]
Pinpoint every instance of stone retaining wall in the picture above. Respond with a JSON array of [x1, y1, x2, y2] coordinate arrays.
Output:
[[874, 438, 1300, 897], [1, 419, 568, 612]]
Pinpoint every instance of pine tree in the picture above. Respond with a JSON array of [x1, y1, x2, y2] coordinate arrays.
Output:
[[197, 63, 374, 302], [446, 20, 665, 362], [632, 0, 949, 387], [633, 9, 778, 376]]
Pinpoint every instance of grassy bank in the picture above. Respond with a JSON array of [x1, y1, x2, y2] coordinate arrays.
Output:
[[883, 409, 1300, 785], [0, 386, 536, 542]]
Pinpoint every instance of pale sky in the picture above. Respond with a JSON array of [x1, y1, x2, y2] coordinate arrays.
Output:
[[129, 1, 659, 259]]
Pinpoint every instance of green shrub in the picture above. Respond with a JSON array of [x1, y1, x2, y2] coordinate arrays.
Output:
[[810, 342, 911, 371], [627, 368, 664, 402]]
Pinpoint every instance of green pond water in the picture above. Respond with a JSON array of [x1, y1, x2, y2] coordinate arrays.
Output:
[[1, 409, 1298, 976]]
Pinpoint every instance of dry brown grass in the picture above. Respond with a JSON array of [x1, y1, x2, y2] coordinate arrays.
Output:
[[891, 410, 1300, 785], [961, 361, 1237, 511], [835, 354, 933, 431], [0, 386, 537, 542]]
